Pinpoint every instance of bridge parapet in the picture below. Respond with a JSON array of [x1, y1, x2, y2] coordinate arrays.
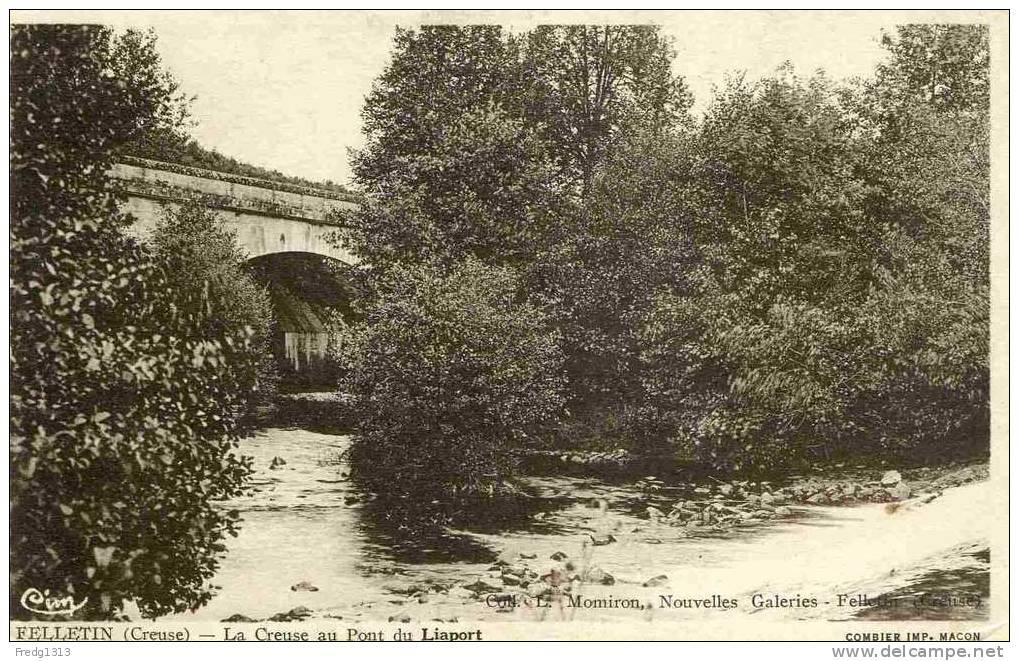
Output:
[[111, 155, 359, 224], [110, 156, 361, 264]]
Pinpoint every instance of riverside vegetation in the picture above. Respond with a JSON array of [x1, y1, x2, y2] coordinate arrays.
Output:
[[336, 24, 989, 523], [10, 26, 257, 619], [9, 22, 991, 619]]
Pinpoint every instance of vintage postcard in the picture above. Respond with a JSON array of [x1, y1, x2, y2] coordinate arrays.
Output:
[[7, 8, 1009, 648]]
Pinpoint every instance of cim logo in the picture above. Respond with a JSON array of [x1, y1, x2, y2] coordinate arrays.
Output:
[[20, 588, 88, 616]]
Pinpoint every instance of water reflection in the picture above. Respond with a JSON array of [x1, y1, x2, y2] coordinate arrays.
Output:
[[356, 497, 499, 565], [162, 428, 990, 624]]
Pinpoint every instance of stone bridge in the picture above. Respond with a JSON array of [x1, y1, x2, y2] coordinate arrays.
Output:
[[110, 156, 361, 381], [110, 155, 360, 264]]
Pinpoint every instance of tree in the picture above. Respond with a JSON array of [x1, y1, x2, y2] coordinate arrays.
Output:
[[844, 23, 990, 460], [875, 24, 989, 112], [353, 26, 520, 187], [521, 25, 693, 193], [345, 24, 693, 268], [544, 127, 700, 447], [695, 68, 880, 308], [346, 26, 564, 270], [10, 25, 252, 618], [343, 103, 564, 270], [340, 259, 564, 522], [637, 38, 990, 470], [343, 22, 991, 476], [110, 28, 193, 163], [148, 201, 278, 414], [342, 25, 695, 449]]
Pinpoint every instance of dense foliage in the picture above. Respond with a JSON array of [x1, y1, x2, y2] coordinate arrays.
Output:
[[148, 201, 279, 415], [340, 260, 564, 517], [635, 27, 988, 470], [342, 23, 990, 481], [10, 25, 254, 618]]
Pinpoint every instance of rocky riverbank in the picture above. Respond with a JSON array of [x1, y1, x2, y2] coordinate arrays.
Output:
[[450, 461, 991, 607], [205, 440, 988, 624], [779, 461, 988, 505]]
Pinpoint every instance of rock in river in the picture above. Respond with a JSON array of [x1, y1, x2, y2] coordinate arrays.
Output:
[[589, 534, 617, 546], [643, 575, 669, 587], [501, 574, 522, 587], [881, 470, 902, 487], [268, 606, 313, 622], [222, 613, 258, 623], [463, 578, 503, 595], [890, 481, 912, 501], [582, 566, 616, 585], [291, 581, 319, 592]]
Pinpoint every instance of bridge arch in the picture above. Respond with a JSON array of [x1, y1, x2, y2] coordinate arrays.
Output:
[[246, 250, 358, 388], [110, 157, 362, 387]]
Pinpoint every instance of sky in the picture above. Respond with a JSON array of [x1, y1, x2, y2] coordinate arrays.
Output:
[[13, 10, 959, 187]]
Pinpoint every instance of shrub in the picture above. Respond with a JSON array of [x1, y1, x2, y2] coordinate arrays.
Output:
[[10, 24, 252, 619], [638, 254, 988, 473], [340, 260, 564, 520], [634, 55, 989, 473], [147, 201, 278, 416]]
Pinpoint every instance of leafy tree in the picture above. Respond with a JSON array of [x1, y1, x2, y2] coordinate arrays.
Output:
[[340, 260, 564, 521], [344, 22, 990, 476], [521, 25, 693, 193], [875, 24, 989, 112], [345, 25, 563, 270], [695, 68, 880, 308], [353, 26, 520, 187], [603, 68, 869, 467], [343, 103, 564, 270], [515, 26, 696, 429], [10, 25, 252, 618], [638, 41, 989, 470], [108, 28, 193, 164], [844, 23, 990, 460], [345, 24, 692, 267], [148, 201, 278, 414], [545, 127, 700, 446], [343, 25, 695, 449]]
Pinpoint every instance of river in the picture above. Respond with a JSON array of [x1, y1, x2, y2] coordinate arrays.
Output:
[[161, 428, 990, 625]]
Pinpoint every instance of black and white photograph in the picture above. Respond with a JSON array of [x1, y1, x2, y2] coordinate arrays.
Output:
[[7, 8, 1009, 649]]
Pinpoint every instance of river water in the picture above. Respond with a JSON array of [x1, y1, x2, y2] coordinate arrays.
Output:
[[164, 428, 990, 625]]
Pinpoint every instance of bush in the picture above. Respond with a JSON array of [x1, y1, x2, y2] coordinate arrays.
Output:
[[634, 59, 989, 473], [340, 260, 564, 520], [10, 24, 252, 619], [148, 201, 278, 416]]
